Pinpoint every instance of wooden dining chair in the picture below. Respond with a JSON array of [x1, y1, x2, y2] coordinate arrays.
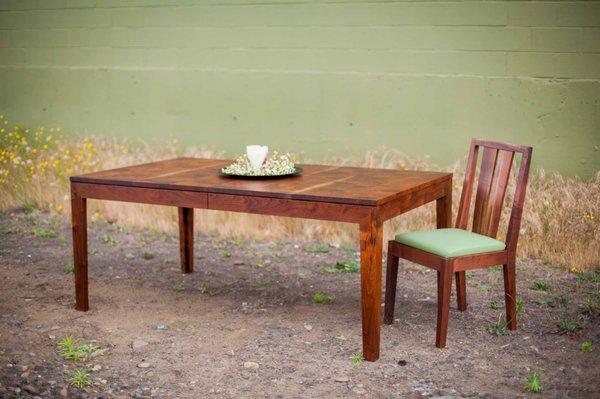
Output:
[[384, 139, 533, 348]]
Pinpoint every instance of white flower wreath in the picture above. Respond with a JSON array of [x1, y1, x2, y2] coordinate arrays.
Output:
[[221, 151, 296, 176]]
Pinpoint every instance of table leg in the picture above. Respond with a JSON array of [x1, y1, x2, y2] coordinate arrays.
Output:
[[436, 183, 452, 228], [359, 215, 383, 362], [71, 190, 89, 311], [178, 207, 194, 274]]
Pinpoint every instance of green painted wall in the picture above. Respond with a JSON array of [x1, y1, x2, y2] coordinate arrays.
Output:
[[0, 0, 599, 177]]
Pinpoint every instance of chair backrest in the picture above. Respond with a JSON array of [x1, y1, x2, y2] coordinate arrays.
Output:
[[455, 139, 533, 254]]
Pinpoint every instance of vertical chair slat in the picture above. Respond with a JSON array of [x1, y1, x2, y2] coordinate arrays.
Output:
[[483, 150, 514, 237], [472, 147, 498, 235], [456, 143, 479, 230]]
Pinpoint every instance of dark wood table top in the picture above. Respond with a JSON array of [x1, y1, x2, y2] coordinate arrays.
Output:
[[71, 158, 451, 206]]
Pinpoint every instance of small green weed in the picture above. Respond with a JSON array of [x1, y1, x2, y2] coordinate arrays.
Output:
[[524, 372, 543, 393], [57, 336, 76, 356], [322, 261, 360, 273], [58, 336, 105, 361], [476, 284, 492, 293], [580, 341, 592, 352], [232, 236, 245, 246], [312, 292, 334, 304], [305, 243, 330, 253], [490, 265, 503, 272], [554, 293, 569, 307], [101, 235, 117, 245], [250, 260, 265, 268], [65, 262, 74, 274], [558, 317, 582, 333], [22, 202, 37, 214], [516, 298, 524, 314], [531, 281, 550, 291], [70, 368, 91, 388], [350, 353, 364, 364], [577, 268, 600, 284], [142, 251, 154, 260], [581, 296, 600, 313], [0, 226, 16, 234], [258, 280, 268, 288], [33, 228, 57, 238], [219, 250, 232, 260], [466, 271, 475, 278], [125, 253, 134, 260], [173, 282, 185, 293], [489, 323, 507, 336], [22, 212, 37, 224], [490, 300, 502, 310]]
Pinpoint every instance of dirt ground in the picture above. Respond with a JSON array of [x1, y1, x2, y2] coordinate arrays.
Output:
[[0, 209, 598, 399]]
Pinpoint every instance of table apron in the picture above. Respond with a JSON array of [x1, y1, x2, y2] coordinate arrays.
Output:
[[72, 180, 450, 224], [207, 193, 372, 224], [378, 179, 451, 221], [71, 182, 209, 208]]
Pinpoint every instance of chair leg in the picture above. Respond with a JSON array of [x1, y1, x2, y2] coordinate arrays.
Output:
[[455, 271, 467, 311], [384, 242, 400, 325], [503, 259, 517, 330], [436, 262, 453, 348]]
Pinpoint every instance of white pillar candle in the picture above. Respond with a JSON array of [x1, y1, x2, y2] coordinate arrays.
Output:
[[246, 145, 269, 169]]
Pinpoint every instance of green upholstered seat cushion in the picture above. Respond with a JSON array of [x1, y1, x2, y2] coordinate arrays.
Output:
[[394, 228, 506, 258]]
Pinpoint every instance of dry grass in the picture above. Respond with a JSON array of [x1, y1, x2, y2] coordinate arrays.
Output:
[[1, 115, 598, 270]]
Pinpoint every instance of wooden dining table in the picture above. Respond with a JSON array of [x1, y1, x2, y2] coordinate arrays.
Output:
[[70, 158, 452, 361]]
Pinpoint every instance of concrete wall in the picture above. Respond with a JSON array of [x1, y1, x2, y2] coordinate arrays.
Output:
[[0, 0, 598, 177]]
